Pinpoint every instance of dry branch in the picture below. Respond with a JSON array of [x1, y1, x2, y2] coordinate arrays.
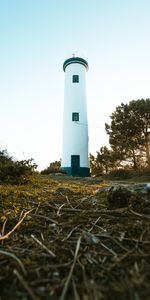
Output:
[[0, 209, 34, 241]]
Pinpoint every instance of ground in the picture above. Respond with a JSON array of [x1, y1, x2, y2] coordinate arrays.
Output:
[[0, 175, 150, 300]]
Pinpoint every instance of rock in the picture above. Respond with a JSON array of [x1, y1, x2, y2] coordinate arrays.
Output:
[[86, 177, 103, 183], [83, 231, 100, 244], [95, 186, 111, 198], [55, 187, 73, 195], [133, 183, 150, 199], [90, 197, 98, 205], [94, 183, 150, 209], [107, 186, 133, 208]]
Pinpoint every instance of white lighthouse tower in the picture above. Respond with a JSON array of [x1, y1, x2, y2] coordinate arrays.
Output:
[[61, 56, 90, 176]]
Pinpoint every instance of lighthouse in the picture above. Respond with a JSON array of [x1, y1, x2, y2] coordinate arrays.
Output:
[[61, 56, 90, 177]]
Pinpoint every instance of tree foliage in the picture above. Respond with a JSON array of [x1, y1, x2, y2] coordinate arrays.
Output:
[[41, 160, 61, 175], [105, 99, 150, 169], [90, 99, 150, 176], [90, 147, 120, 176]]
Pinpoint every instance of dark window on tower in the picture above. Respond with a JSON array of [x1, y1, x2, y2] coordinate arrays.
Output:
[[72, 112, 79, 121], [72, 75, 79, 83]]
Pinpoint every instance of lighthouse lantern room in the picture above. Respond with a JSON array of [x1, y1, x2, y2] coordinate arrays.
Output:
[[61, 56, 90, 177]]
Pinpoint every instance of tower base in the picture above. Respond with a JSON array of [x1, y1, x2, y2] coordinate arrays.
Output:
[[61, 167, 90, 177]]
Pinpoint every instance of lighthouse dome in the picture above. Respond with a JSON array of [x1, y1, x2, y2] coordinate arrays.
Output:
[[63, 57, 88, 72]]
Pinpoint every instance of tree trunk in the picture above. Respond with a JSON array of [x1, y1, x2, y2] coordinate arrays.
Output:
[[132, 149, 138, 170], [145, 133, 150, 167], [144, 129, 150, 167]]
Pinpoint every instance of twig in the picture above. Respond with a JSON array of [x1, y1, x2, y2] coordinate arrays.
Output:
[[62, 225, 80, 241], [57, 203, 66, 216], [74, 197, 89, 209], [31, 213, 58, 224], [0, 209, 34, 241], [34, 203, 41, 215], [59, 236, 81, 300], [89, 216, 101, 232], [31, 234, 56, 258], [19, 210, 24, 221], [81, 265, 93, 299], [106, 249, 135, 272], [13, 269, 38, 300], [1, 218, 8, 245], [60, 192, 74, 209], [90, 223, 107, 233], [72, 278, 81, 300], [129, 209, 150, 219], [0, 250, 27, 276], [96, 233, 130, 252], [65, 195, 74, 209], [100, 242, 117, 257]]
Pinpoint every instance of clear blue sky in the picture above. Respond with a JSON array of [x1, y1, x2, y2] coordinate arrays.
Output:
[[0, 0, 150, 170]]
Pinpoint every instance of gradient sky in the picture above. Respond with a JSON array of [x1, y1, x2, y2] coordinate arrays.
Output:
[[0, 0, 150, 170]]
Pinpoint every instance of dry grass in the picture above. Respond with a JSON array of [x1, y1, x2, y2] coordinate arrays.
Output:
[[0, 175, 150, 300]]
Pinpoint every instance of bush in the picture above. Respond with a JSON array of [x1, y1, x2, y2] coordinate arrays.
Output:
[[108, 167, 150, 180], [108, 169, 133, 179], [41, 161, 62, 175], [134, 168, 150, 177], [0, 149, 37, 184]]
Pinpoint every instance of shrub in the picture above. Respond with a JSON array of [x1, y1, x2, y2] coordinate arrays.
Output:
[[0, 149, 37, 184], [41, 161, 62, 175], [108, 169, 133, 179], [108, 167, 150, 180]]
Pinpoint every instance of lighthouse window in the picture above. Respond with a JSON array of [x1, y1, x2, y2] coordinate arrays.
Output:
[[72, 75, 79, 83], [72, 112, 79, 121]]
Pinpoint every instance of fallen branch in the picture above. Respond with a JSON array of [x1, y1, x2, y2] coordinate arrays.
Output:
[[0, 209, 34, 241]]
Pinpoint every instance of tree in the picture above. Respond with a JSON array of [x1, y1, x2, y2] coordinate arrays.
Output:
[[41, 160, 61, 174], [90, 147, 120, 176], [105, 99, 150, 169], [90, 153, 103, 176]]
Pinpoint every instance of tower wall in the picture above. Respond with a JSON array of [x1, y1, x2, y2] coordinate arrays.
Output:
[[61, 57, 90, 176]]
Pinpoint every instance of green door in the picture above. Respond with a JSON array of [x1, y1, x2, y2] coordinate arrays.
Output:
[[71, 155, 80, 176]]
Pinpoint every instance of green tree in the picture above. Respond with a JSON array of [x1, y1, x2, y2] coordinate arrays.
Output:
[[96, 146, 120, 174], [90, 153, 103, 176], [105, 99, 150, 169], [90, 147, 120, 176], [41, 160, 61, 174]]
